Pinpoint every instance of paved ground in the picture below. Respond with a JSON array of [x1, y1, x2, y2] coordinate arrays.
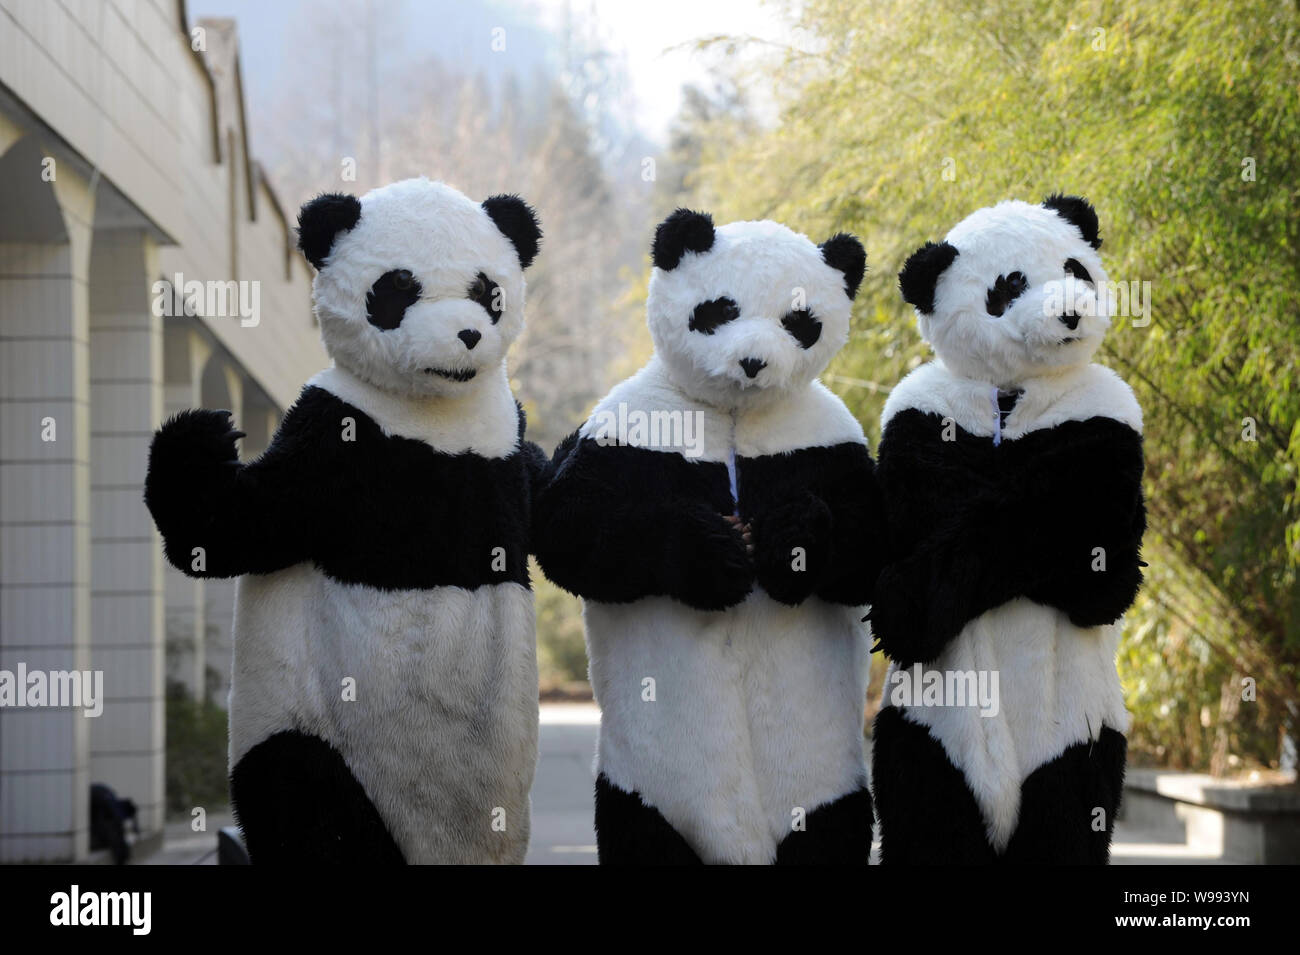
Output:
[[140, 702, 1219, 864], [136, 815, 230, 865], [524, 703, 600, 865]]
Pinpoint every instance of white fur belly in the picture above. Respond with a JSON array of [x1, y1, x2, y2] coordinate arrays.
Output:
[[882, 597, 1130, 851], [587, 592, 869, 864], [229, 565, 539, 863]]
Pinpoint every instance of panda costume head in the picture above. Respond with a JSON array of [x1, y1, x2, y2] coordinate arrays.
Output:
[[298, 177, 540, 398], [647, 209, 866, 410], [898, 194, 1108, 389]]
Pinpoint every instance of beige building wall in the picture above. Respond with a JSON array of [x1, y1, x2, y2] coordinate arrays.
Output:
[[0, 0, 325, 861]]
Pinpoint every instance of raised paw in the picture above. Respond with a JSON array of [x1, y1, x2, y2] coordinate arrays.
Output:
[[144, 408, 245, 544], [150, 408, 245, 471]]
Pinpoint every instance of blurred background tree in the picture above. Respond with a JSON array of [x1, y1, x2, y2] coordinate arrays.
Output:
[[667, 0, 1299, 773]]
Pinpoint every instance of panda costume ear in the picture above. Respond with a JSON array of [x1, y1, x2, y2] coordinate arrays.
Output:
[[820, 233, 867, 300], [482, 194, 542, 270], [1042, 193, 1102, 249], [297, 193, 362, 270], [652, 208, 715, 270], [898, 240, 959, 315]]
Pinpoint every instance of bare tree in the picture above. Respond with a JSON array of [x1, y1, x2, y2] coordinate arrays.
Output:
[[250, 0, 651, 449]]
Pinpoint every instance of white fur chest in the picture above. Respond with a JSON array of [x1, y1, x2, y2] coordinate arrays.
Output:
[[306, 362, 521, 455], [580, 356, 867, 461]]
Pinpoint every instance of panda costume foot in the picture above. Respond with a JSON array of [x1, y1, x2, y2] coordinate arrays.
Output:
[[593, 774, 875, 865], [145, 178, 547, 864], [594, 775, 703, 865], [772, 785, 875, 865], [231, 731, 405, 865], [871, 195, 1144, 865], [536, 210, 882, 865]]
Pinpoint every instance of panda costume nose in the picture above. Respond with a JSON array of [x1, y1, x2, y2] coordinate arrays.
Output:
[[458, 329, 482, 350], [739, 357, 767, 379], [1059, 311, 1081, 331]]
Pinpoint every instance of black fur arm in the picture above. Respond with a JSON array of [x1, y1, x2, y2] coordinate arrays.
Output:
[[514, 402, 551, 506], [816, 444, 884, 605], [533, 433, 752, 610], [521, 439, 549, 488], [514, 405, 551, 551], [743, 443, 882, 606], [520, 437, 550, 558], [1020, 419, 1146, 626], [871, 411, 1145, 666], [143, 397, 328, 579]]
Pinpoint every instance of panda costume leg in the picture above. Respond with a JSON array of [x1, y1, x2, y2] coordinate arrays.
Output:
[[231, 731, 406, 864], [594, 775, 706, 865], [873, 706, 1128, 865], [871, 196, 1144, 864]]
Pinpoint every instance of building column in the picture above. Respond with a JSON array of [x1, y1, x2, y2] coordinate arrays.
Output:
[[199, 356, 242, 707], [161, 324, 210, 700], [88, 225, 165, 840], [0, 135, 95, 862], [239, 383, 280, 459]]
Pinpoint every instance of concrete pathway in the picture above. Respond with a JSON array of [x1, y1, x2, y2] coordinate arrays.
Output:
[[524, 703, 601, 865], [134, 812, 233, 865], [138, 702, 1222, 864]]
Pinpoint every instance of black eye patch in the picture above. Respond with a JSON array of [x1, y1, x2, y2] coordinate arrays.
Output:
[[366, 269, 421, 330], [781, 309, 821, 349], [985, 271, 1028, 317], [689, 297, 740, 334], [468, 272, 503, 323], [1064, 258, 1093, 284]]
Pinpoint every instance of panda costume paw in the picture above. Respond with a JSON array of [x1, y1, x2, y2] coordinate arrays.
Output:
[[673, 503, 754, 611], [144, 409, 243, 542], [868, 557, 939, 666], [536, 209, 881, 865], [144, 178, 545, 864], [751, 491, 833, 606], [150, 407, 243, 466], [872, 194, 1144, 865]]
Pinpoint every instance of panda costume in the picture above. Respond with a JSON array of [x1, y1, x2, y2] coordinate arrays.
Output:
[[870, 195, 1145, 864], [144, 178, 545, 864], [534, 209, 881, 865]]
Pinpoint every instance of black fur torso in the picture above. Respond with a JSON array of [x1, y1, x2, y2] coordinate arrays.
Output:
[[870, 409, 1146, 668], [146, 385, 541, 591], [534, 433, 880, 611]]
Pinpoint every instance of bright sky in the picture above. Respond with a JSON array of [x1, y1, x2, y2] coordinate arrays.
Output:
[[526, 0, 789, 135], [186, 0, 789, 143]]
